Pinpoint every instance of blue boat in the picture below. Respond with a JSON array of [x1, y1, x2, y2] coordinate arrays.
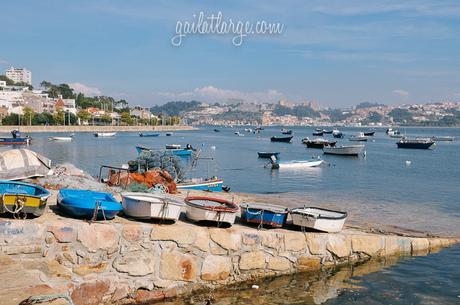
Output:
[[240, 203, 288, 228], [139, 132, 160, 137], [0, 181, 50, 217], [177, 178, 224, 192], [57, 189, 123, 220], [0, 129, 31, 145], [135, 145, 193, 157]]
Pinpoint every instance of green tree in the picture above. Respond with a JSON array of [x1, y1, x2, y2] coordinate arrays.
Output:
[[120, 112, 133, 125], [54, 109, 65, 125], [100, 113, 112, 124], [1, 113, 19, 125], [23, 106, 35, 125], [77, 109, 91, 123], [0, 75, 14, 86], [32, 112, 55, 125]]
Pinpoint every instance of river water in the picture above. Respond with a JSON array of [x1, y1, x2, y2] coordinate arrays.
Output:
[[1, 126, 459, 304]]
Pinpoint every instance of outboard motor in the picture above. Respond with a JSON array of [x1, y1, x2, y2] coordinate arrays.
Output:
[[270, 155, 279, 169]]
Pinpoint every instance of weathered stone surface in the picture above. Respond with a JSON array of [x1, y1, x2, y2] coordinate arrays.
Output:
[[326, 235, 350, 258], [135, 289, 165, 303], [160, 252, 198, 281], [63, 252, 76, 264], [77, 223, 119, 253], [73, 263, 108, 276], [201, 255, 232, 281], [71, 281, 110, 305], [261, 232, 283, 250], [242, 232, 261, 246], [113, 251, 155, 276], [49, 225, 76, 243], [411, 238, 429, 254], [122, 225, 143, 242], [384, 236, 412, 255], [193, 229, 210, 251], [209, 228, 241, 251], [297, 256, 321, 271], [111, 285, 129, 302], [150, 225, 196, 245], [305, 233, 328, 255], [267, 256, 291, 271], [351, 235, 384, 256], [0, 221, 44, 245], [239, 251, 266, 270], [2, 244, 42, 255], [428, 238, 442, 250], [284, 233, 307, 252]]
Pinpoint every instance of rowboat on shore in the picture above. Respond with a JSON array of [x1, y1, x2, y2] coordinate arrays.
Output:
[[240, 203, 288, 228], [396, 138, 435, 149], [323, 145, 364, 156], [121, 192, 184, 221], [270, 135, 293, 143], [49, 136, 73, 141], [0, 181, 51, 217], [139, 132, 160, 137], [257, 152, 280, 158], [290, 207, 348, 233], [185, 196, 239, 226], [94, 132, 116, 137], [177, 177, 224, 192], [57, 189, 123, 220]]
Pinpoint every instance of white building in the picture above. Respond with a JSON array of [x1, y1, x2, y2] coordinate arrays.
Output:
[[5, 67, 32, 85]]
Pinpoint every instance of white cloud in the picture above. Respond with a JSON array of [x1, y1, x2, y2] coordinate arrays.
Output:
[[156, 86, 284, 104], [392, 89, 409, 97], [69, 82, 102, 96]]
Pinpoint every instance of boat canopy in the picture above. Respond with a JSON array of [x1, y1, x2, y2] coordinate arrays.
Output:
[[0, 149, 52, 180]]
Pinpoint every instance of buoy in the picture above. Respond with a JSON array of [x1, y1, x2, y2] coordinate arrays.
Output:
[[251, 284, 259, 289], [406, 160, 411, 166], [211, 145, 216, 150]]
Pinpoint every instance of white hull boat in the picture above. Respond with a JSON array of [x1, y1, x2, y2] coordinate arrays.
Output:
[[349, 132, 367, 141], [94, 132, 116, 137], [121, 192, 184, 221], [290, 207, 347, 233], [323, 145, 364, 156], [431, 136, 454, 141], [278, 159, 324, 169], [185, 196, 238, 226], [49, 136, 73, 141], [165, 144, 181, 149]]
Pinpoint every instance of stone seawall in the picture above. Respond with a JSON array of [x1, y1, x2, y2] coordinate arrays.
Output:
[[0, 125, 196, 133], [0, 218, 456, 305]]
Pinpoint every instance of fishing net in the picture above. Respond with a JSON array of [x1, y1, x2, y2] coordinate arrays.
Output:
[[129, 150, 184, 180]]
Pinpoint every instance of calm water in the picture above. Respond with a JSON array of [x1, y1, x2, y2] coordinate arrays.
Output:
[[2, 126, 459, 304]]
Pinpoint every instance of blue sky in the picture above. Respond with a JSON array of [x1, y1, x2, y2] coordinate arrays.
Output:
[[2, 0, 460, 107]]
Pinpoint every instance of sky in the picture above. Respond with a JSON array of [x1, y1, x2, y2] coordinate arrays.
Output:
[[2, 0, 460, 107]]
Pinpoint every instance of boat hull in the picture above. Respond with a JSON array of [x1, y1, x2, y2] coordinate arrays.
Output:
[[278, 160, 324, 168], [49, 137, 72, 141], [0, 181, 50, 217], [396, 142, 434, 149], [363, 131, 375, 136], [303, 141, 336, 148], [177, 179, 223, 192], [121, 192, 183, 221], [257, 152, 280, 158], [240, 203, 288, 228], [270, 136, 293, 143], [323, 145, 364, 156], [290, 207, 347, 233], [185, 196, 238, 226], [139, 133, 160, 137], [94, 132, 116, 137], [0, 137, 31, 145]]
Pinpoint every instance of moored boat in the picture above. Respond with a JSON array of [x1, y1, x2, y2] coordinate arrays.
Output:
[[235, 131, 244, 137], [165, 132, 173, 136], [281, 128, 293, 135], [312, 131, 323, 136], [121, 192, 184, 221], [257, 152, 280, 158], [49, 136, 73, 141], [0, 130, 31, 145], [431, 136, 454, 141], [94, 132, 116, 137], [274, 159, 324, 169], [290, 207, 348, 233], [332, 129, 343, 138], [363, 131, 375, 136], [396, 138, 435, 149], [185, 196, 239, 226], [240, 203, 288, 228], [213, 129, 221, 132], [0, 181, 51, 217], [323, 145, 364, 156], [57, 189, 123, 220], [270, 135, 293, 143], [301, 137, 336, 148], [323, 129, 333, 134], [177, 178, 224, 192], [166, 144, 181, 149], [139, 132, 160, 137], [349, 132, 368, 141]]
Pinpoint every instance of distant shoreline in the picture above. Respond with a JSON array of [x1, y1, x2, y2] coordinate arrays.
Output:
[[0, 125, 197, 133]]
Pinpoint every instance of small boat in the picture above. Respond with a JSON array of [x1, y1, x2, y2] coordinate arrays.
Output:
[[387, 128, 402, 138], [290, 207, 348, 233], [57, 189, 123, 220], [270, 135, 293, 143], [166, 144, 181, 149], [49, 136, 73, 141], [323, 129, 333, 134], [139, 133, 160, 137], [323, 145, 364, 156], [315, 128, 323, 132], [0, 130, 31, 145], [213, 129, 221, 132], [273, 159, 324, 169], [240, 203, 288, 228], [166, 132, 173, 136], [302, 137, 336, 148], [312, 131, 323, 136], [363, 131, 375, 136], [166, 144, 194, 156], [396, 138, 435, 149], [235, 132, 245, 137], [332, 129, 343, 138], [121, 192, 184, 221], [257, 152, 280, 158], [185, 196, 239, 226], [177, 178, 224, 192], [94, 132, 116, 137], [281, 128, 293, 135], [0, 181, 51, 217], [431, 136, 454, 141], [244, 128, 253, 133], [349, 132, 368, 141]]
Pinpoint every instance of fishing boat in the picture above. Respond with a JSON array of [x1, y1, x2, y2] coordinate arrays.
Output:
[[177, 178, 224, 192], [139, 132, 160, 137], [363, 131, 375, 136], [0, 130, 31, 145], [323, 129, 333, 134], [323, 145, 364, 156], [396, 138, 435, 149], [240, 203, 288, 228], [165, 132, 173, 136], [166, 144, 194, 156], [185, 196, 239, 226], [57, 189, 123, 220], [272, 159, 324, 169], [235, 131, 244, 137], [121, 192, 184, 221], [332, 129, 343, 138], [315, 128, 323, 132], [431, 136, 454, 141], [166, 144, 181, 149], [49, 136, 73, 141], [290, 207, 348, 233], [257, 152, 280, 158], [94, 132, 116, 137], [301, 137, 336, 148], [0, 181, 51, 217], [281, 128, 293, 135], [349, 132, 368, 141], [312, 131, 323, 136], [387, 128, 402, 138], [213, 129, 221, 132], [270, 135, 293, 143]]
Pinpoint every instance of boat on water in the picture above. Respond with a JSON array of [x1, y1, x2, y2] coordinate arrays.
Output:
[[166, 144, 181, 149], [312, 131, 323, 136], [272, 159, 324, 169], [363, 131, 375, 136], [387, 128, 402, 138], [139, 132, 160, 137], [281, 128, 293, 135], [94, 132, 116, 137], [270, 135, 293, 143], [57, 189, 123, 220], [49, 136, 73, 141], [0, 181, 51, 217], [0, 130, 31, 145], [315, 128, 323, 132], [240, 203, 288, 228], [301, 137, 336, 148], [185, 196, 239, 226], [349, 132, 368, 141], [165, 132, 173, 136], [332, 129, 343, 138], [213, 129, 220, 132], [235, 131, 244, 137], [322, 129, 333, 134], [121, 192, 184, 221], [290, 207, 348, 233], [396, 138, 435, 149], [431, 136, 454, 141], [257, 152, 280, 158], [166, 144, 194, 156], [323, 145, 364, 156], [177, 177, 224, 192]]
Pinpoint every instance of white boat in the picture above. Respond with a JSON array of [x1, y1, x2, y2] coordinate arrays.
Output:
[[323, 145, 364, 156], [185, 196, 238, 226], [48, 136, 73, 141], [121, 192, 184, 221], [235, 132, 245, 137], [276, 159, 324, 169], [94, 132, 116, 137], [165, 144, 181, 149], [431, 136, 454, 141], [290, 207, 348, 233], [349, 132, 367, 141]]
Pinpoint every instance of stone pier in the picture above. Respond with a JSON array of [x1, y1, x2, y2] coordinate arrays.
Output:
[[0, 217, 456, 305]]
